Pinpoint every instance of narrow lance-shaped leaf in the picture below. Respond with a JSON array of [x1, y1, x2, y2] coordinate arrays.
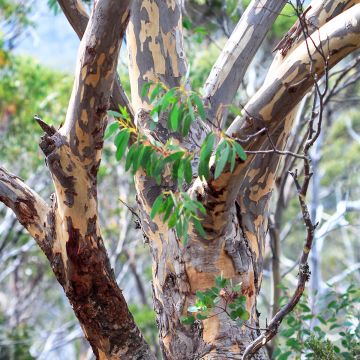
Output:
[[141, 82, 152, 99], [151, 195, 164, 219], [192, 218, 206, 238], [191, 93, 206, 120], [150, 83, 163, 102], [184, 158, 193, 184], [104, 121, 119, 139], [125, 143, 138, 171], [233, 141, 247, 161], [214, 141, 230, 179], [170, 104, 180, 131], [115, 129, 131, 161], [198, 133, 215, 180]]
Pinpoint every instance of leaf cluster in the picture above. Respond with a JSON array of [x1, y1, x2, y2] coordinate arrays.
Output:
[[106, 82, 247, 241], [150, 192, 206, 243], [181, 275, 250, 326], [199, 133, 247, 180], [274, 284, 360, 360], [142, 82, 206, 135]]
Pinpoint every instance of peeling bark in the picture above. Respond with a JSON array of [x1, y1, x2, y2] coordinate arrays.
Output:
[[2, 1, 155, 358], [2, 0, 360, 359]]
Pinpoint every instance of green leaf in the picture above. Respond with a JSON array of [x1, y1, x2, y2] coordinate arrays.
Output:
[[171, 158, 181, 180], [214, 142, 230, 179], [233, 141, 247, 161], [150, 104, 161, 123], [125, 143, 137, 171], [187, 97, 195, 121], [228, 105, 242, 117], [195, 201, 206, 215], [154, 159, 165, 185], [141, 146, 153, 169], [230, 311, 238, 320], [151, 195, 164, 219], [299, 303, 312, 313], [107, 110, 122, 118], [141, 82, 152, 99], [182, 114, 192, 137], [170, 104, 180, 131], [278, 351, 292, 360], [215, 276, 228, 288], [280, 328, 295, 337], [176, 217, 183, 238], [135, 145, 147, 172], [191, 93, 206, 120], [181, 315, 195, 325], [161, 88, 177, 111], [184, 159, 193, 184], [239, 310, 250, 321], [327, 300, 337, 309], [114, 129, 130, 161], [168, 212, 177, 228], [165, 151, 185, 164], [317, 315, 327, 325], [230, 147, 236, 172], [198, 133, 215, 180], [192, 218, 206, 238], [182, 218, 189, 245], [150, 83, 162, 102], [182, 17, 192, 30], [162, 198, 174, 222], [104, 122, 119, 139], [119, 106, 130, 120], [197, 313, 208, 320]]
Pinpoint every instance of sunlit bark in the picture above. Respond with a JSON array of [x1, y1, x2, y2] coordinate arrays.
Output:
[[1, 0, 360, 359]]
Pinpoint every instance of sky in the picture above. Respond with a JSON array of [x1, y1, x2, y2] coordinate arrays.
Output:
[[14, 1, 79, 73]]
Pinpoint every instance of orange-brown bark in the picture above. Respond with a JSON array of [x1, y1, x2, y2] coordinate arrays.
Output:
[[1, 0, 360, 359]]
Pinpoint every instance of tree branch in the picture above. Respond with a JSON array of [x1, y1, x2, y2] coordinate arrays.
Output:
[[127, 0, 188, 114], [199, 5, 360, 233], [59, 0, 129, 169], [31, 2, 156, 358], [203, 0, 287, 128], [0, 167, 51, 256], [57, 0, 134, 120], [270, 0, 359, 60]]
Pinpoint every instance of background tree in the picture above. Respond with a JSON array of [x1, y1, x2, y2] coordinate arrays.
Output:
[[0, 0, 360, 359]]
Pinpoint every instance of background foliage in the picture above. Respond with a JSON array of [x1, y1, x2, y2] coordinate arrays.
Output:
[[0, 1, 359, 359]]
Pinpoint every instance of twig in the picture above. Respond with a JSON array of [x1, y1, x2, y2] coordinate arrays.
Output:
[[242, 1, 329, 357]]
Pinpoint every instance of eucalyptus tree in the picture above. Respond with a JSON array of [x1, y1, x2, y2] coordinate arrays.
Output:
[[1, 0, 360, 359]]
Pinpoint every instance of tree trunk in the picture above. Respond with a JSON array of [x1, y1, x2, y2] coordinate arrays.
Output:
[[2, 0, 360, 359]]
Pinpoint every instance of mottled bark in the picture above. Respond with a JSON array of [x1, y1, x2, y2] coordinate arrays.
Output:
[[231, 2, 360, 299], [1, 1, 155, 359], [203, 0, 287, 127], [2, 0, 360, 359], [123, 1, 360, 359], [57, 0, 134, 120]]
